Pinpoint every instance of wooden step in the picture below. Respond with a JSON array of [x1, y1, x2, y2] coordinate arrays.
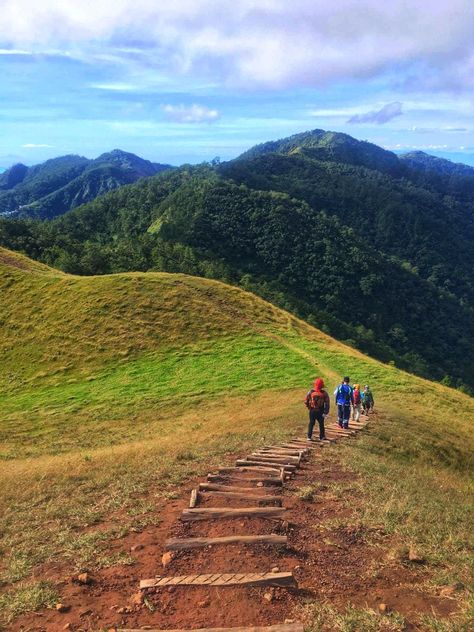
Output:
[[247, 455, 299, 467], [219, 466, 282, 476], [237, 459, 296, 472], [181, 506, 286, 522], [251, 452, 301, 463], [325, 428, 356, 436], [120, 623, 303, 632], [199, 490, 282, 505], [262, 447, 305, 457], [189, 489, 198, 508], [262, 446, 304, 455], [207, 475, 283, 487], [200, 482, 277, 494], [287, 440, 319, 448], [140, 571, 296, 589], [279, 443, 314, 452], [165, 534, 287, 551]]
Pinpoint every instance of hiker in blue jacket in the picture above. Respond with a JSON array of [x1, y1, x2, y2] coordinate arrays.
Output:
[[334, 376, 354, 429]]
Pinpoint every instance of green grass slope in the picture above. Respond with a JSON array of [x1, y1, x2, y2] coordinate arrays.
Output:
[[0, 247, 473, 627]]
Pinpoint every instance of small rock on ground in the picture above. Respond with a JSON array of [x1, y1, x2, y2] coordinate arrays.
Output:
[[161, 551, 174, 567], [408, 548, 425, 563], [76, 572, 91, 585]]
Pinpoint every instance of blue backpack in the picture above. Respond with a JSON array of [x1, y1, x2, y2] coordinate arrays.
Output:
[[336, 383, 352, 405]]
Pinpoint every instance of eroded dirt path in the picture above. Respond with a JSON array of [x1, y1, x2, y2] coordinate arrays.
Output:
[[12, 416, 457, 632]]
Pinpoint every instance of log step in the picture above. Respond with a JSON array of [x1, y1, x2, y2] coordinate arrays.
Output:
[[199, 490, 282, 505], [287, 440, 319, 448], [200, 482, 277, 494], [219, 466, 282, 476], [120, 624, 303, 632], [279, 443, 314, 451], [263, 445, 304, 452], [181, 506, 286, 521], [237, 459, 296, 472], [165, 534, 287, 551], [207, 475, 283, 487], [189, 489, 198, 508], [140, 571, 296, 589], [251, 452, 301, 463]]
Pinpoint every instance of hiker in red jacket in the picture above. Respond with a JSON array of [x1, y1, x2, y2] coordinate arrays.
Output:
[[304, 378, 330, 441]]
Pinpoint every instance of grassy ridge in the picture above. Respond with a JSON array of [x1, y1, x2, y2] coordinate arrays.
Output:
[[0, 247, 473, 628]]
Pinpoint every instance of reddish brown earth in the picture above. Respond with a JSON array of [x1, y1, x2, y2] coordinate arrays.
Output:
[[11, 416, 457, 631]]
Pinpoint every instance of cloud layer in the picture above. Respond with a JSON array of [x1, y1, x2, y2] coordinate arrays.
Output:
[[348, 102, 403, 125], [163, 104, 220, 124], [1, 1, 474, 90], [21, 143, 54, 148]]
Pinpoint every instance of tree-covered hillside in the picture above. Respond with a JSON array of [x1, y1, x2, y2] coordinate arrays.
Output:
[[1, 130, 474, 391], [220, 151, 474, 304], [0, 149, 171, 218]]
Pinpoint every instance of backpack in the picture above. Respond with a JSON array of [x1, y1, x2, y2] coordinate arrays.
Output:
[[353, 389, 361, 405], [309, 390, 326, 412], [336, 383, 352, 405]]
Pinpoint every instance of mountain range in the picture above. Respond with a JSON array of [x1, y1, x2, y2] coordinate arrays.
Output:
[[0, 149, 171, 218], [1, 129, 473, 391]]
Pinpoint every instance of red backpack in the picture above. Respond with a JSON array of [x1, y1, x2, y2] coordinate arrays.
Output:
[[353, 388, 361, 405], [309, 390, 326, 412]]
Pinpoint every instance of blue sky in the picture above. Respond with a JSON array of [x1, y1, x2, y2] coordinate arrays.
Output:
[[1, 1, 474, 168]]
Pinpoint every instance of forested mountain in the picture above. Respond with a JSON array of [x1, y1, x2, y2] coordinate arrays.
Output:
[[0, 149, 171, 218], [239, 129, 402, 175], [1, 129, 474, 391]]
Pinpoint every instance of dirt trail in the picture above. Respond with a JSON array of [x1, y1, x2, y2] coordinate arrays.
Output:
[[11, 412, 459, 632]]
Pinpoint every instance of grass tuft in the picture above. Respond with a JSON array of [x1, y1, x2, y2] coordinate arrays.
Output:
[[0, 581, 58, 623], [301, 601, 406, 631]]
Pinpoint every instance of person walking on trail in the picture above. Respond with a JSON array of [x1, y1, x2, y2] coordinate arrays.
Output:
[[352, 383, 362, 422], [304, 378, 330, 442], [334, 376, 353, 429], [362, 385, 375, 415]]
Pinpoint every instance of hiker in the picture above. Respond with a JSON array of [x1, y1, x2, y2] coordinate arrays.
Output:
[[304, 378, 330, 441], [334, 376, 353, 429], [361, 385, 374, 415], [352, 383, 362, 422]]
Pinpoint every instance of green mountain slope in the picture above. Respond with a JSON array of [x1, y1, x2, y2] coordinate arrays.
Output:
[[223, 134, 474, 303], [0, 150, 171, 218], [1, 130, 474, 390], [0, 246, 472, 628], [238, 128, 401, 175]]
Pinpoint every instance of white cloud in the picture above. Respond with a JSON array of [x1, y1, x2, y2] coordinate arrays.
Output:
[[163, 103, 220, 124], [0, 1, 473, 90], [0, 48, 32, 55], [89, 82, 138, 91], [348, 102, 403, 124], [21, 143, 53, 148]]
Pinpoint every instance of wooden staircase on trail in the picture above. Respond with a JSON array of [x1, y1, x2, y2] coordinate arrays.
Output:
[[119, 417, 370, 632]]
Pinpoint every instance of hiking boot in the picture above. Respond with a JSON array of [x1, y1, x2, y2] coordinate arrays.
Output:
[[307, 437, 313, 441], [343, 425, 349, 430], [338, 422, 343, 428]]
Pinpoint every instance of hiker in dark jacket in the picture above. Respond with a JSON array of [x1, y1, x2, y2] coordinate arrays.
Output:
[[361, 385, 375, 414], [334, 376, 353, 429], [304, 378, 330, 441]]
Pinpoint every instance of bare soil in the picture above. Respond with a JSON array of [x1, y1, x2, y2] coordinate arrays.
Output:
[[11, 417, 457, 631]]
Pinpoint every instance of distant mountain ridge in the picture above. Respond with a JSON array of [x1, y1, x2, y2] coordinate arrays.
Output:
[[239, 128, 402, 175], [0, 149, 171, 219], [2, 128, 474, 391], [399, 150, 474, 176]]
